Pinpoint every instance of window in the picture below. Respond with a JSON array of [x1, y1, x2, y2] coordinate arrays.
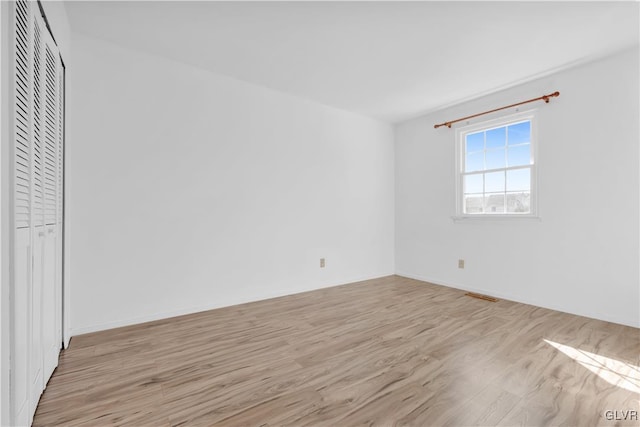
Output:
[[456, 111, 537, 217]]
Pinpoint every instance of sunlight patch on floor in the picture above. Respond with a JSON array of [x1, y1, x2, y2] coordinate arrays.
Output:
[[545, 339, 640, 394]]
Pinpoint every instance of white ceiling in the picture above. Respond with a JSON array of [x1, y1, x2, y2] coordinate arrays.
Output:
[[65, 1, 639, 123]]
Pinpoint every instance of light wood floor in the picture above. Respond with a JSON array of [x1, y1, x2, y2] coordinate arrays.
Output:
[[34, 275, 639, 426]]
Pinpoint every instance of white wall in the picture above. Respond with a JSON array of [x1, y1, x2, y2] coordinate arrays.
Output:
[[395, 48, 640, 328], [68, 33, 395, 334], [41, 1, 71, 62]]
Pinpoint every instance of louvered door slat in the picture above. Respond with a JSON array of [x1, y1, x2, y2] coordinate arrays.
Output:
[[44, 46, 58, 225], [32, 18, 45, 227], [14, 0, 31, 229], [16, 158, 29, 171], [57, 57, 64, 223], [16, 60, 28, 84], [16, 95, 29, 118], [16, 107, 29, 125]]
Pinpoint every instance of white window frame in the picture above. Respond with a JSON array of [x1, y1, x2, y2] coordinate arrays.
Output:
[[454, 110, 539, 220]]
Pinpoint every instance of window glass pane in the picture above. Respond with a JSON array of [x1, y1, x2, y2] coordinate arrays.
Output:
[[506, 168, 530, 192], [485, 171, 505, 193], [508, 121, 530, 145], [464, 174, 483, 194], [465, 151, 484, 172], [506, 192, 531, 213], [458, 115, 536, 217], [484, 193, 505, 213], [486, 127, 506, 148], [485, 148, 506, 170], [464, 194, 484, 214], [466, 132, 484, 153], [508, 144, 530, 167]]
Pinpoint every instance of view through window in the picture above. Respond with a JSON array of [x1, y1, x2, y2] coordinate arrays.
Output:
[[458, 113, 536, 216]]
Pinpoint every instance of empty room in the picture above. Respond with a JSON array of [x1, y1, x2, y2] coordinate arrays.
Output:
[[1, 1, 639, 426]]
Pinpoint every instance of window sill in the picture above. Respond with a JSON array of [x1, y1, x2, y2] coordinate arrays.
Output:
[[451, 215, 541, 223]]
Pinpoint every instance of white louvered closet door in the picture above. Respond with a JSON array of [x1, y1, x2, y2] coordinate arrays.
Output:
[[41, 23, 63, 387], [29, 9, 45, 417], [11, 1, 64, 425], [12, 1, 34, 425]]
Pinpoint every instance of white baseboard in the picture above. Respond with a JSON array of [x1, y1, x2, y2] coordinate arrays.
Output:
[[70, 272, 394, 336], [69, 271, 639, 336], [395, 271, 640, 329]]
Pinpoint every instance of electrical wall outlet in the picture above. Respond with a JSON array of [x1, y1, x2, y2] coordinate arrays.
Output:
[[458, 259, 465, 269], [320, 258, 326, 268]]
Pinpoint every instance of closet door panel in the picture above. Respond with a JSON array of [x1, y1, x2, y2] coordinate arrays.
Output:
[[12, 230, 31, 427], [42, 30, 61, 383], [12, 1, 33, 425], [29, 230, 44, 419], [56, 56, 64, 345], [29, 11, 46, 420], [42, 226, 59, 381], [11, 0, 64, 422]]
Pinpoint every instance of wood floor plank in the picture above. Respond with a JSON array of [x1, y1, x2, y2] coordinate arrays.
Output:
[[33, 275, 640, 426]]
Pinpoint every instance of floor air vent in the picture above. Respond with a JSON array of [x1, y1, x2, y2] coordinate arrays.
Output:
[[465, 292, 498, 302]]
